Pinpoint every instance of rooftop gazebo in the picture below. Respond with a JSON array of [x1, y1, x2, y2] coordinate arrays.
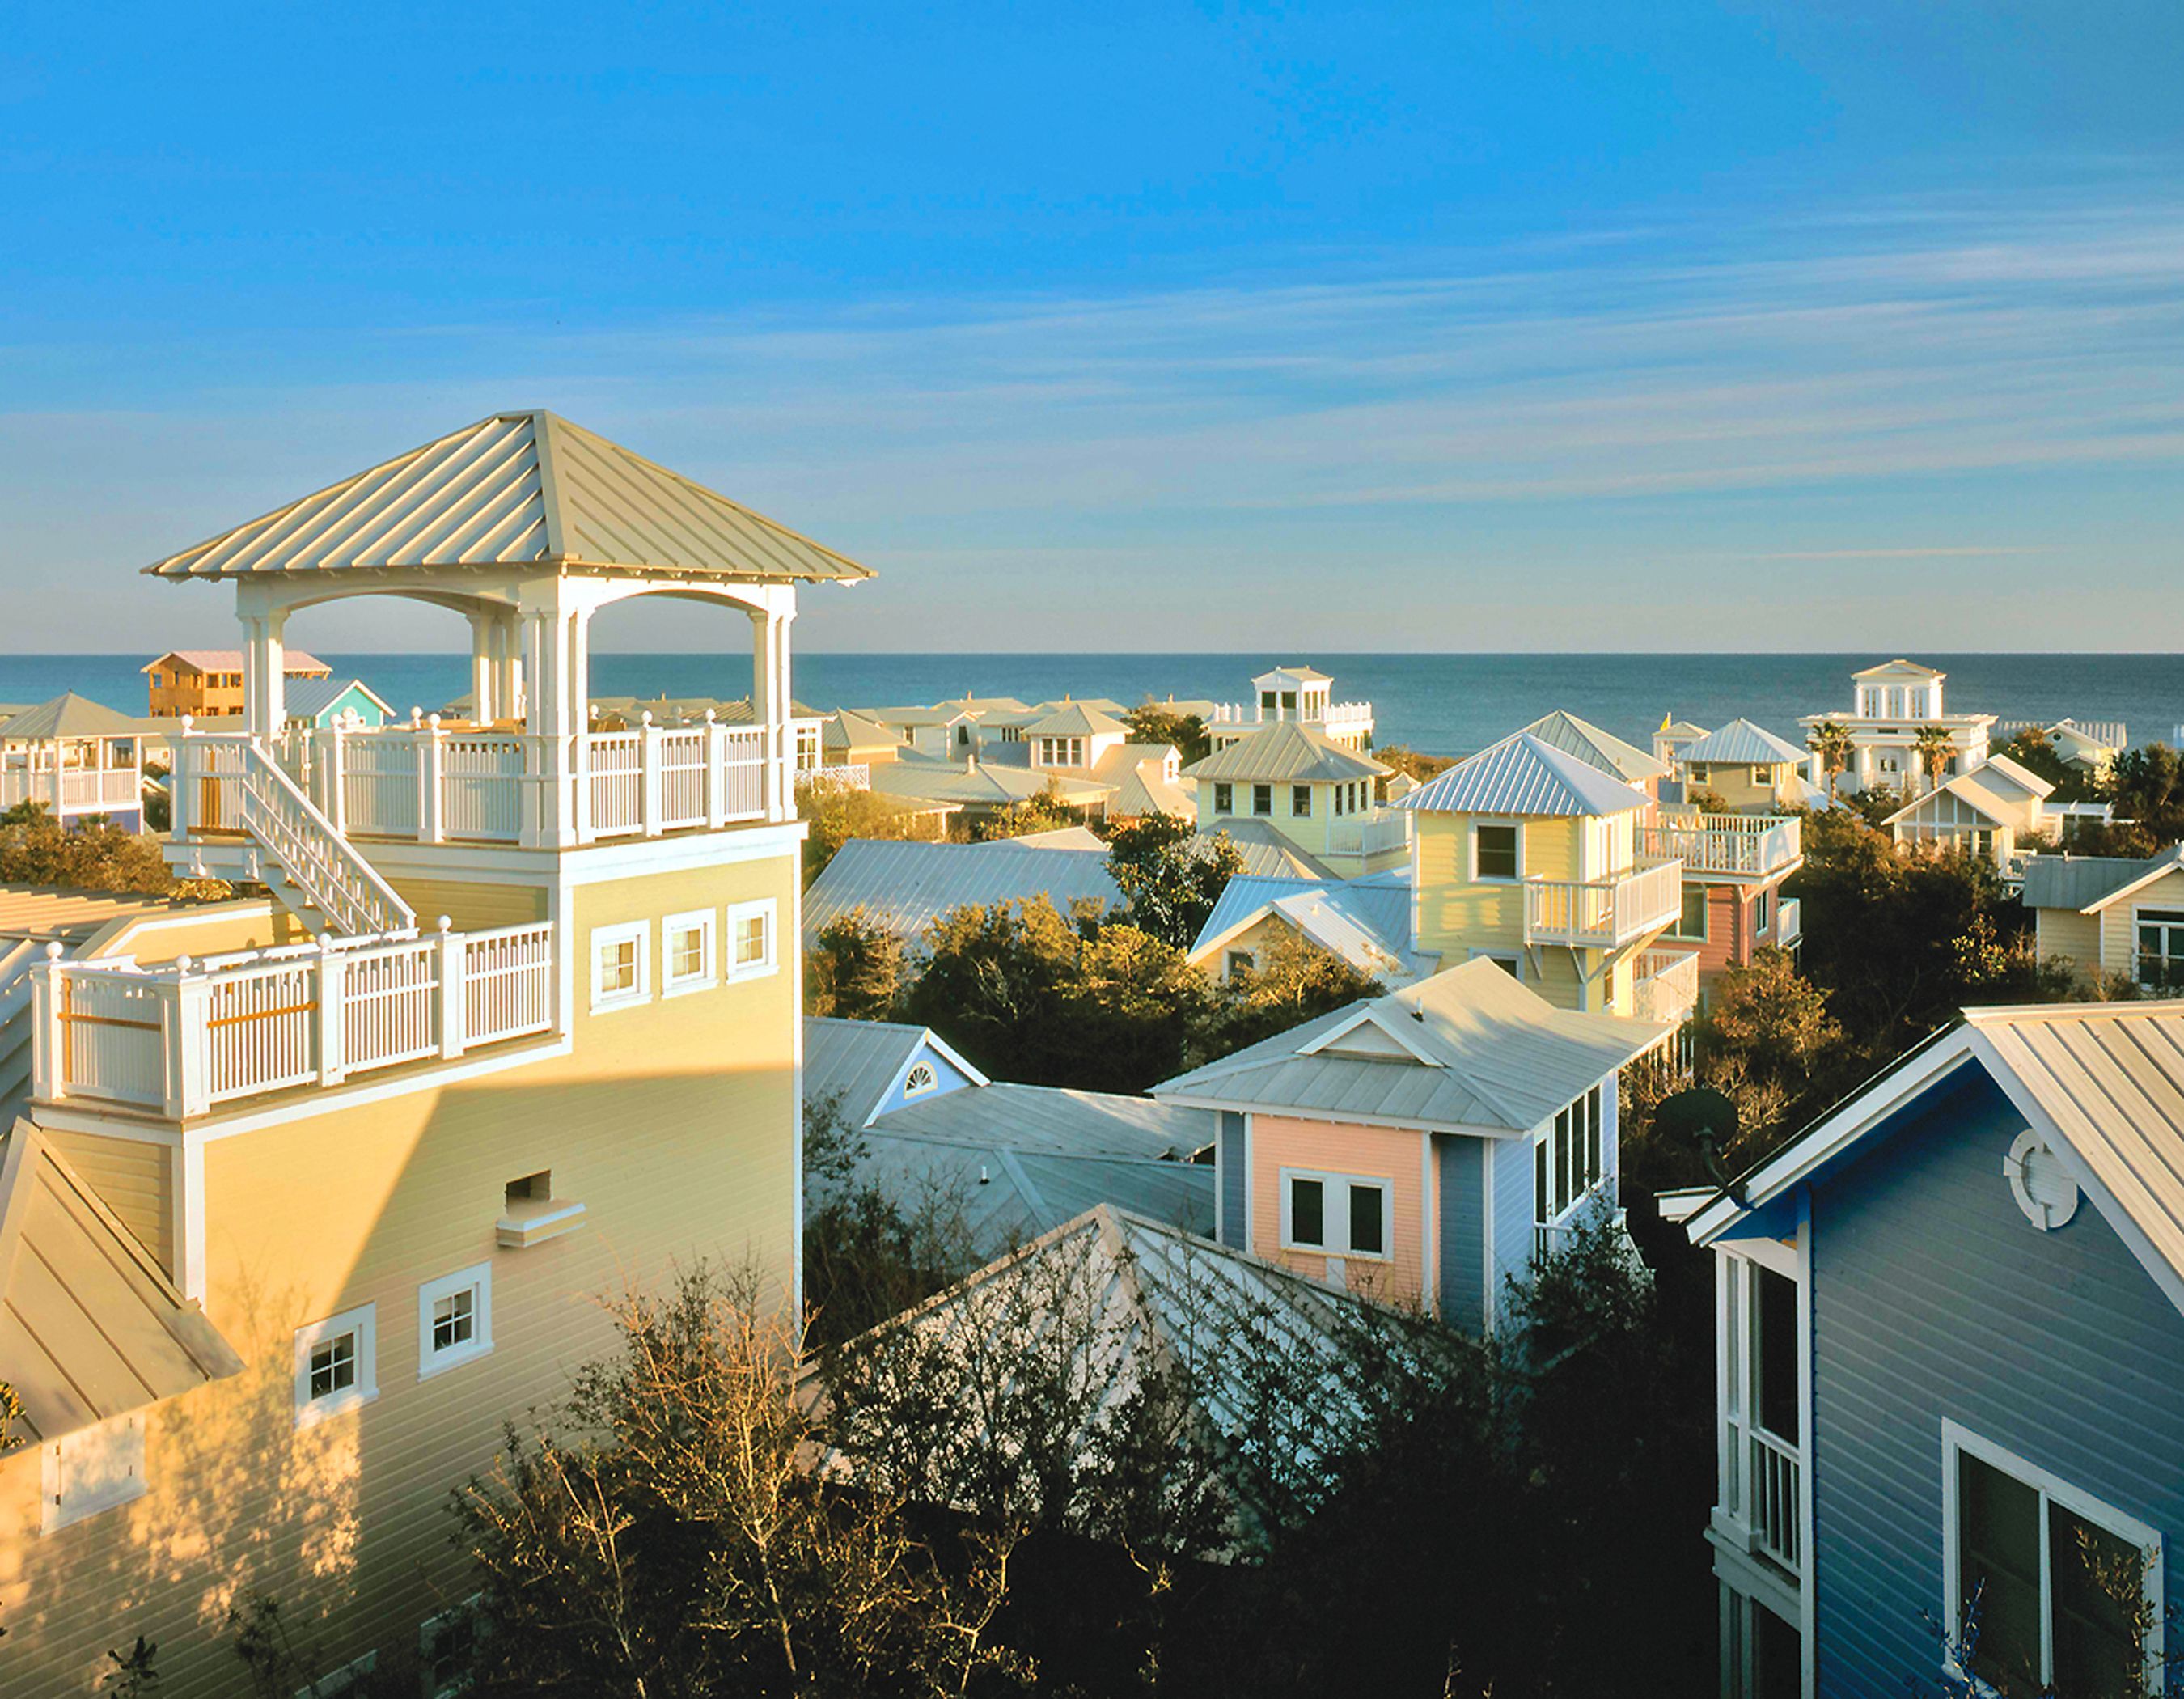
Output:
[[149, 409, 873, 865], [0, 693, 147, 828]]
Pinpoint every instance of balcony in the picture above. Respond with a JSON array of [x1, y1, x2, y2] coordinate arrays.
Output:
[[1208, 699, 1374, 731], [1326, 808, 1410, 860], [1637, 812, 1801, 879], [1774, 896, 1801, 950], [795, 762, 871, 794], [1522, 856, 1683, 949], [175, 717, 788, 858], [1633, 947, 1701, 1025], [32, 922, 557, 1121], [2, 765, 142, 816]]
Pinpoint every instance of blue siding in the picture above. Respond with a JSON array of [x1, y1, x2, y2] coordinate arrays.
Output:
[[1218, 1112, 1247, 1248], [1490, 1128, 1536, 1320], [1809, 1068, 2184, 1697], [1437, 1134, 1485, 1333], [874, 1044, 977, 1119]]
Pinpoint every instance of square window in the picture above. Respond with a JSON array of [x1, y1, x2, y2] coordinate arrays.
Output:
[[590, 922, 649, 1011], [1281, 1168, 1391, 1260], [728, 900, 777, 981], [1475, 823, 1519, 880], [419, 1264, 493, 1379], [294, 1304, 377, 1427], [662, 909, 716, 995]]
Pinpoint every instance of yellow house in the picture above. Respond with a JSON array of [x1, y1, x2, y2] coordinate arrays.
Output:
[[1396, 731, 1694, 1020], [1672, 717, 1817, 812], [0, 409, 870, 1697], [1183, 720, 1406, 877], [2021, 846, 2184, 992]]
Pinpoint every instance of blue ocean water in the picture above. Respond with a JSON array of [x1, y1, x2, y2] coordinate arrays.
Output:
[[5, 652, 2180, 762]]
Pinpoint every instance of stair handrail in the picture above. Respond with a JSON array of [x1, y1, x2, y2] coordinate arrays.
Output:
[[230, 736, 416, 938]]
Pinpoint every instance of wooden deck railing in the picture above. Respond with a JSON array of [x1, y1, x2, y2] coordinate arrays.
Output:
[[1637, 812, 1801, 878], [33, 920, 557, 1120], [1523, 856, 1684, 947]]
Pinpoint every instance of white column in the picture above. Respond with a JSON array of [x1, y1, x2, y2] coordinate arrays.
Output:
[[468, 611, 497, 723], [750, 608, 778, 821], [569, 608, 593, 842], [243, 609, 288, 742], [772, 607, 795, 820]]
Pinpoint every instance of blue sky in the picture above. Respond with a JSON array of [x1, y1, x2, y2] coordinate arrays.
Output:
[[4, 2, 2181, 653]]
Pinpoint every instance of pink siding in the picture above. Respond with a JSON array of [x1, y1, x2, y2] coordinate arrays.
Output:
[[1249, 1115, 1428, 1308]]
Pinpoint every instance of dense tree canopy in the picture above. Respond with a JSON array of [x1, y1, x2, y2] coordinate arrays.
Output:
[[0, 801, 176, 892], [1104, 814, 1242, 949], [797, 784, 944, 887], [1122, 701, 1211, 765]]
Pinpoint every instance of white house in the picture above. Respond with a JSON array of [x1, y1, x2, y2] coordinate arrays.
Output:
[[1797, 659, 1994, 797]]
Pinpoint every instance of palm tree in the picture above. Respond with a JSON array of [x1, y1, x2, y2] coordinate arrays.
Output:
[[1911, 725, 1957, 795], [1808, 721, 1853, 804]]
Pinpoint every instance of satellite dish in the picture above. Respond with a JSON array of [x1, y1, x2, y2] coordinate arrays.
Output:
[[1653, 1087, 1742, 1197]]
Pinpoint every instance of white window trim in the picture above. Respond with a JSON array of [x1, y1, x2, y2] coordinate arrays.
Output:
[[1467, 946, 1525, 982], [727, 899, 779, 982], [590, 920, 650, 1012], [420, 1595, 484, 1699], [660, 908, 717, 998], [1277, 1165, 1394, 1261], [1939, 1417, 2165, 1694], [1471, 818, 1523, 883], [40, 1410, 148, 1534], [417, 1262, 494, 1381], [294, 1303, 378, 1429], [2131, 904, 2184, 990]]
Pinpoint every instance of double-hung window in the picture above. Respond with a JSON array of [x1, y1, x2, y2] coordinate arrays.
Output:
[[728, 900, 777, 981], [418, 1264, 493, 1379], [294, 1304, 377, 1428], [591, 922, 649, 1011], [2135, 909, 2184, 992], [1280, 1168, 1390, 1260], [1475, 822, 1520, 881], [1213, 782, 1234, 815], [1752, 887, 1771, 938], [1944, 1422, 2160, 1698], [1534, 1085, 1604, 1248], [1252, 784, 1273, 816], [1292, 785, 1312, 817], [662, 909, 716, 995]]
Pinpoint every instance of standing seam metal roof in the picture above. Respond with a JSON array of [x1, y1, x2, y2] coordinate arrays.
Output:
[[143, 409, 874, 583], [1396, 732, 1648, 818], [1183, 721, 1392, 785], [1681, 718, 1809, 765], [1517, 710, 1666, 783], [802, 837, 1123, 945]]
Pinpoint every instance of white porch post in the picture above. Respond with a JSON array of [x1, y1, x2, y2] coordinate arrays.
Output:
[[468, 610, 497, 723], [752, 599, 794, 823], [569, 607, 593, 842], [240, 604, 288, 744]]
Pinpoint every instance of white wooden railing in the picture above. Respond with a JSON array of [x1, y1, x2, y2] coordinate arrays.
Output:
[[1775, 896, 1801, 948], [1523, 856, 1684, 948], [1633, 947, 1701, 1023], [1747, 1427, 1801, 1570], [795, 763, 871, 794], [239, 714, 777, 848], [1327, 808, 1411, 859], [1637, 813, 1801, 878], [1, 765, 141, 814], [1208, 699, 1374, 730], [174, 736, 414, 938], [32, 920, 557, 1120]]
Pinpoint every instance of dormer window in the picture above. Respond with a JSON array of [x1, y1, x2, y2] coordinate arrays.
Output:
[[904, 1060, 938, 1098]]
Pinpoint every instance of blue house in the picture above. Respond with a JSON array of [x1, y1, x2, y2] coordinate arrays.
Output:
[[1669, 1002, 2184, 1699], [283, 676, 392, 731]]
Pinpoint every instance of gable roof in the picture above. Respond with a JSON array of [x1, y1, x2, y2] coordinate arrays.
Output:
[[1153, 958, 1668, 1133], [0, 1124, 243, 1443], [1025, 701, 1128, 739], [804, 1016, 988, 1128], [0, 693, 146, 742], [283, 676, 393, 722], [1883, 753, 2057, 830], [802, 837, 1122, 946], [144, 650, 328, 675], [1517, 710, 1666, 783], [866, 755, 1108, 809], [2022, 847, 2184, 915], [1852, 659, 1945, 680], [1396, 731, 1646, 819], [142, 410, 874, 584], [1183, 720, 1390, 786], [1682, 717, 1808, 766], [1686, 1003, 2184, 1322], [1191, 872, 1431, 983], [1253, 664, 1333, 684]]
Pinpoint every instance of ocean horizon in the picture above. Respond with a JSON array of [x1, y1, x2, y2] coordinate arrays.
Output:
[[5, 651, 2179, 763]]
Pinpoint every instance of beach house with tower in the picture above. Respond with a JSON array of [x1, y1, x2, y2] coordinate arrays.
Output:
[[0, 410, 866, 1696]]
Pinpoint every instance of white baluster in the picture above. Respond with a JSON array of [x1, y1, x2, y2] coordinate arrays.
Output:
[[436, 916, 465, 1061], [315, 934, 346, 1087], [640, 712, 662, 837]]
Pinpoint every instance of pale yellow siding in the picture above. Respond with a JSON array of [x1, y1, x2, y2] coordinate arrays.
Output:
[[2097, 869, 2184, 981], [0, 848, 802, 1698], [385, 876, 549, 932], [94, 903, 305, 965], [43, 1131, 175, 1276], [2036, 908, 2102, 983]]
